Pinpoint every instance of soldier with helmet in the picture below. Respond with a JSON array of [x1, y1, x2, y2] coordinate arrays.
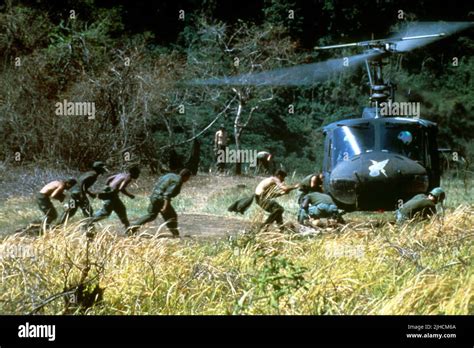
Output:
[[297, 172, 324, 204], [298, 191, 345, 225], [255, 151, 274, 175], [58, 161, 107, 225], [129, 168, 193, 237], [396, 187, 446, 224]]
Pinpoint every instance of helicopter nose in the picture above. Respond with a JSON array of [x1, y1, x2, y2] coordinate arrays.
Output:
[[330, 151, 429, 209]]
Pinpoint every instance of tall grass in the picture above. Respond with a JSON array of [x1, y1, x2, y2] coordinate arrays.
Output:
[[0, 207, 472, 315], [0, 173, 472, 314]]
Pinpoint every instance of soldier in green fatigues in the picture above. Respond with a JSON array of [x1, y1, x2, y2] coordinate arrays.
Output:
[[297, 172, 323, 204], [129, 169, 192, 236], [36, 179, 77, 227], [396, 187, 446, 224], [86, 166, 140, 229], [298, 192, 344, 224], [58, 161, 107, 225], [255, 151, 274, 175]]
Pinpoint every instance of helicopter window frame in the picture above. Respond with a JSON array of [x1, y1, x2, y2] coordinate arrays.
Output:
[[424, 131, 432, 169], [326, 137, 333, 172], [331, 124, 376, 167]]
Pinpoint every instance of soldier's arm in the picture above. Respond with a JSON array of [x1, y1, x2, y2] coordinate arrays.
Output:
[[85, 186, 96, 198], [82, 178, 96, 198], [119, 177, 135, 199], [85, 189, 97, 198], [106, 175, 116, 185], [160, 179, 180, 211], [51, 183, 66, 201], [279, 182, 300, 194], [301, 197, 310, 210], [310, 176, 318, 188], [161, 199, 170, 212], [162, 178, 179, 199]]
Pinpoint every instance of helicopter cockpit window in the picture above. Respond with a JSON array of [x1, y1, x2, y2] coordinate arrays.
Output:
[[332, 125, 375, 165], [382, 125, 424, 163]]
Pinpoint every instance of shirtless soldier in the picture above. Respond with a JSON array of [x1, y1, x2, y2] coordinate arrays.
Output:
[[36, 178, 77, 227], [255, 169, 298, 227], [214, 125, 227, 173], [86, 166, 140, 229]]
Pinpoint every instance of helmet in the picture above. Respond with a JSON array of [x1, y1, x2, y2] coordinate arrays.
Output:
[[92, 161, 105, 169], [92, 161, 107, 173], [398, 131, 413, 145], [429, 187, 445, 202]]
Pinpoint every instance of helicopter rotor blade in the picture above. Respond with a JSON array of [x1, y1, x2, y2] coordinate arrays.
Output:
[[189, 51, 380, 86], [314, 42, 360, 50], [188, 21, 473, 87], [389, 21, 474, 52]]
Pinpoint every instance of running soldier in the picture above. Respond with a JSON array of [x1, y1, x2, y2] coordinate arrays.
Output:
[[36, 179, 77, 228], [396, 187, 446, 224], [255, 169, 298, 227], [58, 161, 107, 225], [129, 169, 192, 237], [86, 166, 140, 229], [298, 192, 344, 225]]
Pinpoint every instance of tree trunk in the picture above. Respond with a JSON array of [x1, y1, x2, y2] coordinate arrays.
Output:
[[185, 139, 201, 174], [234, 98, 243, 175]]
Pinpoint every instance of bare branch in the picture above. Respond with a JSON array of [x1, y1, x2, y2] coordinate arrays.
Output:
[[159, 95, 237, 150]]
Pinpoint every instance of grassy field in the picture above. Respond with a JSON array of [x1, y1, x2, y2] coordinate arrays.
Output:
[[0, 167, 473, 315]]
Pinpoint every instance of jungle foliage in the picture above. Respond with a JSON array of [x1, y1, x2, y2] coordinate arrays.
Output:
[[1, 0, 473, 173]]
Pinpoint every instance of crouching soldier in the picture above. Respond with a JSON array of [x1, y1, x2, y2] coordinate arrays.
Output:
[[58, 161, 107, 225], [396, 187, 446, 224], [36, 179, 77, 228], [255, 151, 274, 175], [298, 192, 345, 225], [297, 172, 323, 204], [255, 169, 298, 227], [86, 166, 140, 230], [129, 169, 192, 237]]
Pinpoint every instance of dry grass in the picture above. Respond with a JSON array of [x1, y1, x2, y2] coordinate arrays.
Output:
[[0, 206, 472, 315], [0, 172, 472, 315]]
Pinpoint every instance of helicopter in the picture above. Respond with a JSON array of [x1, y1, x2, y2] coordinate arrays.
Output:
[[193, 22, 473, 211]]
